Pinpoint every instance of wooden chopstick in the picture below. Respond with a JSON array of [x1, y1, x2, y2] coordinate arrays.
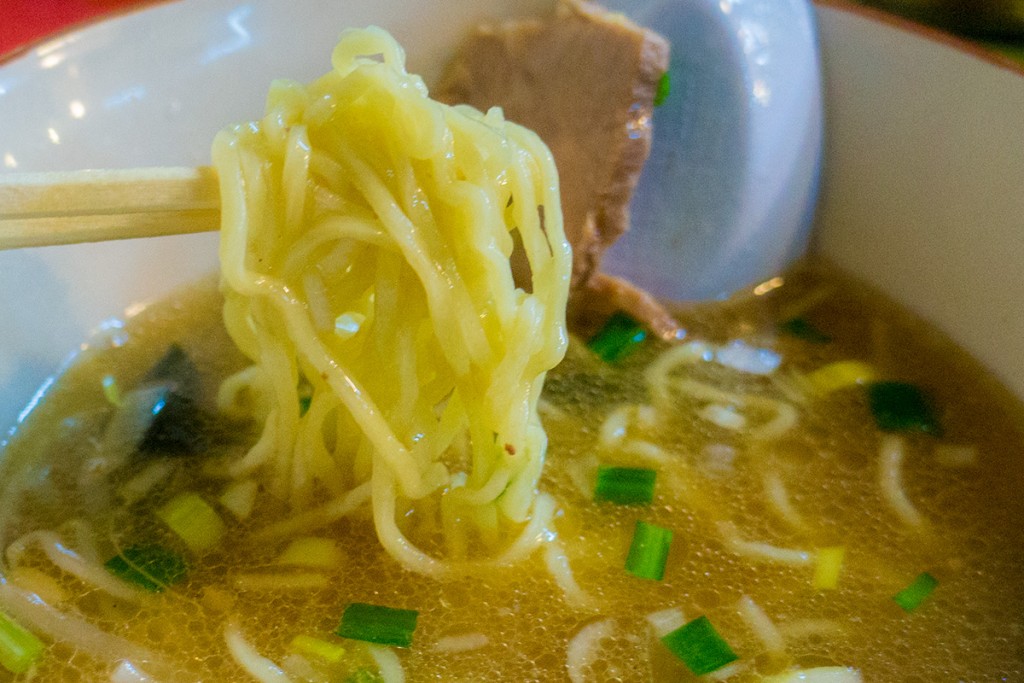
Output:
[[0, 166, 220, 250]]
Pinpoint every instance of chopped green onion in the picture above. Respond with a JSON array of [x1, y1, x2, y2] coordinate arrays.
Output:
[[625, 520, 673, 580], [290, 634, 347, 663], [893, 571, 938, 612], [0, 610, 45, 674], [595, 466, 656, 505], [276, 537, 344, 568], [336, 603, 418, 648], [779, 317, 831, 344], [807, 360, 877, 394], [104, 545, 188, 593], [660, 615, 739, 676], [298, 378, 313, 416], [346, 669, 385, 683], [587, 312, 646, 363], [654, 71, 671, 107], [868, 382, 941, 435], [156, 492, 226, 552], [812, 546, 845, 590]]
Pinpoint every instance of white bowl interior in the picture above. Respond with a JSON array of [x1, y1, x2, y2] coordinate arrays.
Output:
[[812, 5, 1024, 399], [0, 0, 1022, 433]]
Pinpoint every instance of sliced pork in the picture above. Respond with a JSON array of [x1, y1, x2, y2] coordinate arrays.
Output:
[[436, 0, 680, 338]]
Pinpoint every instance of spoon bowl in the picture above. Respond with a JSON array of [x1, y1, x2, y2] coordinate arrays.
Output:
[[601, 0, 823, 301]]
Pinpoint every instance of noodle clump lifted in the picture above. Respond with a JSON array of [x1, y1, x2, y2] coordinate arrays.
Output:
[[211, 27, 572, 575]]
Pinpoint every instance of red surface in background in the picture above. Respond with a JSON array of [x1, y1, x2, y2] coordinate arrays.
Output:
[[0, 0, 148, 58]]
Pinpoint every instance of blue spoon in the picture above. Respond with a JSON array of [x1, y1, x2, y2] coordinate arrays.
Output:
[[600, 0, 823, 301]]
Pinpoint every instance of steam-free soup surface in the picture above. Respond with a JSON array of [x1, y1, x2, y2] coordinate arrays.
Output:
[[0, 262, 1021, 681]]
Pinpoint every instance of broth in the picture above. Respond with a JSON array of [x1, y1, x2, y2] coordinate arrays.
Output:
[[0, 261, 1021, 681]]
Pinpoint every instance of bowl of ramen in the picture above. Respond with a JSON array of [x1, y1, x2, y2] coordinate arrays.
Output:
[[0, 0, 1022, 681]]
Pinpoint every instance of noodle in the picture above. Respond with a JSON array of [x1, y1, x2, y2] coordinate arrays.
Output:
[[253, 482, 372, 541], [598, 404, 631, 446], [110, 660, 153, 683], [231, 573, 331, 591], [118, 462, 176, 507], [706, 662, 747, 681], [368, 645, 406, 683], [621, 439, 671, 464], [763, 471, 809, 531], [565, 618, 615, 683], [542, 537, 598, 611], [645, 343, 799, 441], [431, 633, 489, 653], [212, 27, 571, 573], [736, 595, 785, 656], [644, 607, 687, 638], [878, 435, 926, 529], [0, 583, 161, 673], [224, 622, 291, 683], [717, 522, 813, 566], [6, 531, 148, 604]]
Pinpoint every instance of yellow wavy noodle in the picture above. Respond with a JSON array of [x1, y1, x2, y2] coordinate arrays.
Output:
[[212, 27, 572, 575]]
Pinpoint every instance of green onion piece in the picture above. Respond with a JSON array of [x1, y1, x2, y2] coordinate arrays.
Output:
[[587, 312, 647, 363], [276, 537, 344, 568], [104, 545, 188, 593], [654, 71, 671, 107], [0, 611, 45, 674], [336, 603, 418, 648], [625, 520, 673, 580], [290, 634, 347, 664], [812, 546, 845, 590], [868, 381, 941, 435], [661, 615, 739, 676], [779, 317, 831, 344], [893, 571, 938, 612], [594, 466, 657, 505], [807, 360, 877, 394], [156, 492, 226, 552], [346, 669, 385, 683], [298, 377, 313, 416]]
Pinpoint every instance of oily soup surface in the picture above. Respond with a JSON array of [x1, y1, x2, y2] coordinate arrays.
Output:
[[0, 263, 1022, 681]]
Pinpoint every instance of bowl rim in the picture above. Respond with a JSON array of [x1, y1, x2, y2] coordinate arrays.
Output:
[[3, 0, 1024, 78], [815, 0, 1024, 78], [0, 0, 172, 67]]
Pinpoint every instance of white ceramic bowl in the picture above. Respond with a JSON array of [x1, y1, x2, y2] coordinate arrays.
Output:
[[812, 1, 1024, 399], [0, 0, 1022, 435]]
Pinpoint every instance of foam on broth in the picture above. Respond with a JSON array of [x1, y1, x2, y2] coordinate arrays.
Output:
[[0, 262, 1021, 681]]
